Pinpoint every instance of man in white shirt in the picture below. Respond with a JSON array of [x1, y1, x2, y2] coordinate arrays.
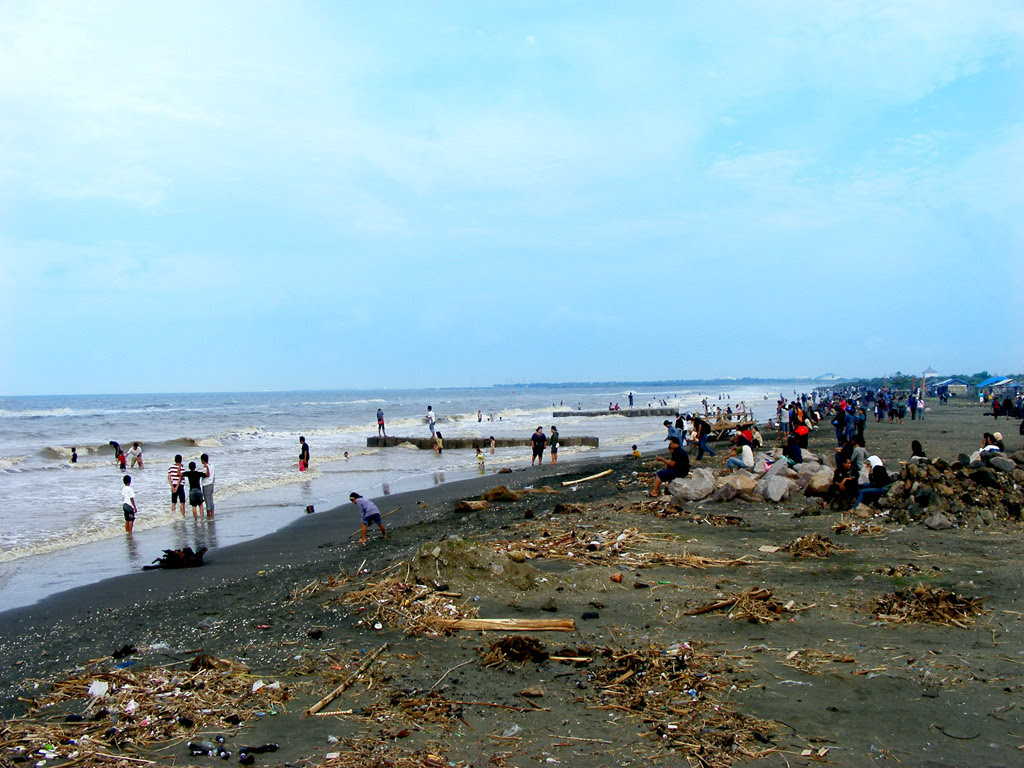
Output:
[[200, 453, 215, 518]]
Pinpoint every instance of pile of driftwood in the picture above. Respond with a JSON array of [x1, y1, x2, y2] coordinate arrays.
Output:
[[782, 533, 851, 558], [587, 642, 778, 766], [2, 656, 288, 764], [872, 563, 927, 578], [832, 519, 886, 536], [874, 585, 987, 628], [489, 524, 748, 571], [685, 588, 814, 624], [336, 579, 477, 637], [319, 737, 460, 768]]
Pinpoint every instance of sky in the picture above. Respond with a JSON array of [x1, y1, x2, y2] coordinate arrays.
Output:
[[1, 1, 1022, 395]]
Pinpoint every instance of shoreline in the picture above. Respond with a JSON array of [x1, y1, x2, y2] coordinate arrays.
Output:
[[4, 400, 1023, 766]]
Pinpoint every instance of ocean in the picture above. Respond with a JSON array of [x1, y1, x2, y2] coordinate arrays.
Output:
[[0, 381, 809, 612]]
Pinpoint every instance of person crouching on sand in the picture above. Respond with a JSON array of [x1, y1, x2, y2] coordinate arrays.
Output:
[[350, 492, 386, 545]]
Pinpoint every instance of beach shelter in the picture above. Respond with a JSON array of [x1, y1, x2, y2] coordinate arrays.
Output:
[[976, 375, 1007, 389]]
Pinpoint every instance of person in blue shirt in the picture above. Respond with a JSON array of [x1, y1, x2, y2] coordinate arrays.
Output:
[[350, 493, 387, 545]]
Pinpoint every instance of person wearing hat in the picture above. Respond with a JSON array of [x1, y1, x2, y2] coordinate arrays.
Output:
[[651, 436, 690, 497]]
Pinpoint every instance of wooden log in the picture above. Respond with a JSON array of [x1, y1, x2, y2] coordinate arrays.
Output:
[[305, 642, 389, 716], [561, 468, 613, 487], [347, 507, 400, 539], [437, 618, 576, 632]]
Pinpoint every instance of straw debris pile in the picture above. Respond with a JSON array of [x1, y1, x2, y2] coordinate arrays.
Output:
[[336, 579, 478, 637], [874, 584, 987, 628], [782, 533, 851, 558], [587, 642, 778, 766], [685, 588, 810, 624]]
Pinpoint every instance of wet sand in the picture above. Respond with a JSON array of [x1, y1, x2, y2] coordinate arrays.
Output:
[[2, 399, 1023, 767]]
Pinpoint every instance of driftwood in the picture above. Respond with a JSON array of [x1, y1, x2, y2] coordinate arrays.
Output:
[[435, 618, 576, 632], [305, 642, 389, 716], [141, 546, 207, 570], [455, 500, 491, 513], [561, 469, 613, 487], [347, 507, 400, 539]]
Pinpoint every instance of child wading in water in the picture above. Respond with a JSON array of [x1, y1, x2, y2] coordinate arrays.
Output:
[[350, 493, 387, 545], [122, 475, 138, 534]]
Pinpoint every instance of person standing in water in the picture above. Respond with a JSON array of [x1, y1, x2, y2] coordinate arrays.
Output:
[[299, 436, 310, 471], [121, 475, 137, 534], [200, 453, 215, 517]]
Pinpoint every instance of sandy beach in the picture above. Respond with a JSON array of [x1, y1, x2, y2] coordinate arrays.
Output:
[[2, 399, 1023, 767]]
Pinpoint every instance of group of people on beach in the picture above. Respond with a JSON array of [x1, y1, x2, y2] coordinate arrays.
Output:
[[112, 444, 216, 534]]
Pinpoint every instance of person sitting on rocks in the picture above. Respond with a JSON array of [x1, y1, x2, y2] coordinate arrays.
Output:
[[725, 434, 754, 471], [910, 440, 927, 464], [853, 456, 892, 509], [782, 433, 803, 465], [651, 436, 690, 497]]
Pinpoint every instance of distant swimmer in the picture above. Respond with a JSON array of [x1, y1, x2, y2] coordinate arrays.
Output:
[[127, 441, 144, 469], [121, 475, 137, 534], [299, 436, 310, 471], [70, 447, 78, 464], [350, 492, 386, 545], [377, 408, 386, 437], [489, 436, 496, 455]]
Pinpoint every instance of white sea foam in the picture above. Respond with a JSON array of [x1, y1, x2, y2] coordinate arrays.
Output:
[[0, 456, 26, 471]]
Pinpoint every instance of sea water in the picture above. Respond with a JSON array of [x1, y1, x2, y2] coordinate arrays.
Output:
[[0, 382, 809, 611]]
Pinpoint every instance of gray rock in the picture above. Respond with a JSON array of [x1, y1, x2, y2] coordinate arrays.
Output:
[[761, 475, 793, 502], [668, 468, 715, 501], [969, 467, 1000, 488], [924, 512, 953, 530], [989, 455, 1016, 473]]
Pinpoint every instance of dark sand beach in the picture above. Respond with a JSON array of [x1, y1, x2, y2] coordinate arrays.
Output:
[[3, 400, 1024, 767]]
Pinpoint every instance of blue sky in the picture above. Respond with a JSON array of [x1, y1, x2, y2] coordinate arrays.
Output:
[[1, 1, 1021, 395]]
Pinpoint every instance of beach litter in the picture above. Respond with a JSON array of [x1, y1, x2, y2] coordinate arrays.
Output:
[[3, 656, 289, 765], [583, 642, 779, 765], [874, 584, 987, 628]]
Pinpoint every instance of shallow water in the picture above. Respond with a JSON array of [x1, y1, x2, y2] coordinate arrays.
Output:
[[0, 381, 808, 610]]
